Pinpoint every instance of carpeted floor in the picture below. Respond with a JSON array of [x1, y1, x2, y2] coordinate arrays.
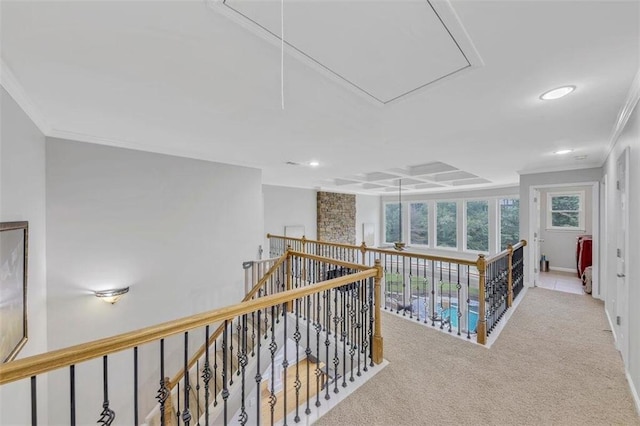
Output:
[[316, 287, 640, 426]]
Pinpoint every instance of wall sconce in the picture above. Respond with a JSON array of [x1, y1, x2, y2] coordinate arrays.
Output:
[[94, 287, 129, 304]]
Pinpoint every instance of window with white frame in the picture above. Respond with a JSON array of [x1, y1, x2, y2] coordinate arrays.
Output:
[[466, 200, 489, 252], [409, 202, 428, 245], [436, 201, 457, 248], [384, 203, 401, 243], [546, 191, 584, 230], [499, 198, 520, 250]]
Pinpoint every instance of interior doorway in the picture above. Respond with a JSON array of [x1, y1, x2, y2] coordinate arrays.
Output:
[[528, 181, 599, 296]]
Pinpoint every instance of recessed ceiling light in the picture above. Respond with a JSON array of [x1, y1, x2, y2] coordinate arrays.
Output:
[[540, 86, 576, 100], [554, 149, 574, 155], [309, 161, 320, 167]]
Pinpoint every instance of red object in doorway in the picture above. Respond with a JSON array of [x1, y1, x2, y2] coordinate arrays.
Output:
[[576, 235, 593, 278]]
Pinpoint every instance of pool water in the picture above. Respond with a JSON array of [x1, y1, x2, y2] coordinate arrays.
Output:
[[410, 298, 479, 332]]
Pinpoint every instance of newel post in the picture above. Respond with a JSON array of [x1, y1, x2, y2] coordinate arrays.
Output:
[[507, 244, 514, 308], [360, 242, 367, 266], [476, 254, 487, 345], [373, 259, 384, 364]]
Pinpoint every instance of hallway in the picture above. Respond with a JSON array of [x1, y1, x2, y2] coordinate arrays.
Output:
[[316, 288, 639, 425]]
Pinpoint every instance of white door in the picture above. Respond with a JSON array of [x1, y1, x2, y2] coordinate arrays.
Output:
[[533, 189, 542, 286], [615, 148, 629, 364]]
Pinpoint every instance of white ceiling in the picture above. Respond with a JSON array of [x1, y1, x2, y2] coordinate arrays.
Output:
[[1, 0, 639, 195]]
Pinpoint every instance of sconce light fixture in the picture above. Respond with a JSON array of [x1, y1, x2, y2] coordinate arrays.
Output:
[[94, 287, 129, 304]]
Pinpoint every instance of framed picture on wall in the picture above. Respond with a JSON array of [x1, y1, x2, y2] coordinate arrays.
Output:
[[0, 221, 29, 363]]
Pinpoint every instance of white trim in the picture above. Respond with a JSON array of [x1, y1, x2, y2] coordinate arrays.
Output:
[[625, 369, 640, 416], [0, 59, 51, 134], [605, 307, 618, 344], [548, 266, 576, 274], [607, 69, 640, 159]]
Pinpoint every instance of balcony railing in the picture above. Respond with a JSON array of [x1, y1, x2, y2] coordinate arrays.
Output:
[[267, 235, 526, 345]]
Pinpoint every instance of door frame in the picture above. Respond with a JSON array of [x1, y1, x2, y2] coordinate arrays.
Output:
[[528, 181, 599, 292], [614, 147, 630, 364]]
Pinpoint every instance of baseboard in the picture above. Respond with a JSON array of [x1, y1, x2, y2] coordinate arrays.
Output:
[[548, 266, 577, 274], [625, 369, 640, 416]]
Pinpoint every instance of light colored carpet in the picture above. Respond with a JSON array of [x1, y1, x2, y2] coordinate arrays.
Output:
[[316, 288, 640, 426]]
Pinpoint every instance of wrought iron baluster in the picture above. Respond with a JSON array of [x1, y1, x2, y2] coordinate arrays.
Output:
[[182, 332, 191, 425], [70, 365, 76, 426], [196, 359, 200, 426], [333, 288, 340, 394], [31, 376, 37, 426], [134, 347, 138, 426], [213, 339, 218, 408], [457, 264, 462, 336], [349, 284, 357, 382], [294, 299, 302, 423], [324, 289, 331, 401], [467, 266, 472, 339], [251, 311, 256, 357], [176, 383, 180, 425], [229, 320, 235, 386], [448, 262, 453, 333], [269, 306, 277, 426], [157, 339, 168, 426], [305, 294, 312, 416], [423, 258, 428, 323], [203, 326, 212, 426], [255, 309, 262, 426], [368, 277, 375, 367], [357, 282, 362, 377], [222, 320, 229, 425], [283, 303, 289, 426], [239, 314, 248, 426], [362, 279, 369, 373], [315, 292, 322, 408], [98, 356, 115, 426], [341, 287, 347, 389]]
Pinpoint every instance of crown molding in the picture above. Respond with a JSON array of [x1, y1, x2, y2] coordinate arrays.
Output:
[[0, 59, 51, 134], [606, 68, 640, 158]]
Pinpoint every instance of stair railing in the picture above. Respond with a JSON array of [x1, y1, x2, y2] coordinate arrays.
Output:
[[0, 250, 382, 426]]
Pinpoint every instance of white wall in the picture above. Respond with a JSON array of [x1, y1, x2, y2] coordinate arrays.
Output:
[[355, 194, 380, 247], [45, 138, 263, 425], [519, 168, 602, 285], [539, 185, 593, 271], [602, 99, 640, 413], [0, 87, 48, 425], [262, 184, 317, 255]]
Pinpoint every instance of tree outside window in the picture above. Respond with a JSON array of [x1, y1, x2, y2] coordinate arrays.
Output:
[[466, 200, 489, 252], [410, 202, 428, 245], [500, 198, 519, 250], [385, 203, 400, 243], [547, 192, 584, 230], [436, 201, 457, 248]]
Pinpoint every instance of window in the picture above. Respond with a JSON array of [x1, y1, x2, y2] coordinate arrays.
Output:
[[466, 200, 489, 252], [410, 202, 428, 245], [547, 192, 584, 230], [500, 198, 519, 250], [436, 201, 457, 248], [384, 203, 401, 243]]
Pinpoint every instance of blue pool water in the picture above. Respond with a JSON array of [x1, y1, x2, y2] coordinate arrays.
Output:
[[409, 298, 479, 332]]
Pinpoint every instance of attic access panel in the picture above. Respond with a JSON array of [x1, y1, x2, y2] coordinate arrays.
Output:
[[220, 0, 473, 104]]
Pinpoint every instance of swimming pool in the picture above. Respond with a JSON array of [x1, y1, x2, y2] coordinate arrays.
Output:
[[410, 298, 479, 332]]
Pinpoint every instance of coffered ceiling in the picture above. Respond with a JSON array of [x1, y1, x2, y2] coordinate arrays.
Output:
[[1, 0, 638, 194]]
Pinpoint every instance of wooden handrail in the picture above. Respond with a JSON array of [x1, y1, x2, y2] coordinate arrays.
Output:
[[485, 239, 527, 263], [0, 268, 377, 386], [268, 234, 479, 266]]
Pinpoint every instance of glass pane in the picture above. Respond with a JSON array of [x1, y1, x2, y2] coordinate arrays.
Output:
[[410, 203, 428, 245], [436, 201, 457, 248], [551, 195, 580, 211], [500, 198, 520, 250], [385, 203, 400, 243], [552, 211, 579, 228], [466, 200, 489, 251]]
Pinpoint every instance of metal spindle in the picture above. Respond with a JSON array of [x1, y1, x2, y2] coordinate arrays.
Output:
[[239, 314, 248, 426], [294, 299, 301, 423], [283, 303, 289, 426], [269, 306, 277, 425], [134, 347, 138, 426], [222, 320, 229, 425], [98, 356, 115, 425], [183, 332, 191, 425], [70, 365, 76, 426], [255, 309, 262, 426], [31, 376, 37, 426]]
